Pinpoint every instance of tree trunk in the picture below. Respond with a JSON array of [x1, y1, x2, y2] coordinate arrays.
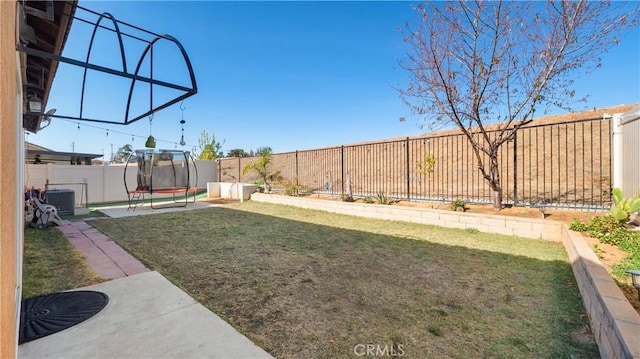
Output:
[[489, 152, 502, 212], [344, 178, 353, 201], [492, 187, 502, 212]]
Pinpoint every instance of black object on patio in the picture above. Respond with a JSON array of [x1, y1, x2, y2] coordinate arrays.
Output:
[[19, 291, 109, 344]]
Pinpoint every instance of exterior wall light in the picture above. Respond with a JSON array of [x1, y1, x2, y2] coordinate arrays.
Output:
[[27, 94, 42, 113], [627, 270, 640, 300]]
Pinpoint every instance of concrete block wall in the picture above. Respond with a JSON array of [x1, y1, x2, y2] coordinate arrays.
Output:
[[250, 193, 564, 241], [207, 182, 259, 202], [563, 227, 640, 359], [250, 193, 640, 357], [24, 160, 217, 204]]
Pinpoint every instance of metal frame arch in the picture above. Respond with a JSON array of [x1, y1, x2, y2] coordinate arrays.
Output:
[[80, 12, 128, 120], [125, 34, 198, 124]]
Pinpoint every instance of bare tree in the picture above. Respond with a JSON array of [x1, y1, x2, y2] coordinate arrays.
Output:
[[399, 1, 639, 211]]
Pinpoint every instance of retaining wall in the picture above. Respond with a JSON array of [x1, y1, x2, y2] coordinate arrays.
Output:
[[250, 193, 563, 241], [563, 228, 640, 358]]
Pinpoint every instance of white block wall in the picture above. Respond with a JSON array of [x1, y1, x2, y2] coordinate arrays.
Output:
[[24, 159, 217, 204]]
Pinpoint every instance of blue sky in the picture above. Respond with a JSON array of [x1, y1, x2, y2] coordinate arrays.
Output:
[[30, 1, 640, 159]]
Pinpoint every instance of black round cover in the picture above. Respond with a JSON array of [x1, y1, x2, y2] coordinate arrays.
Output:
[[19, 290, 109, 344]]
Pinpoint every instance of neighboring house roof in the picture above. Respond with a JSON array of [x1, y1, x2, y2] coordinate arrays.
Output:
[[26, 142, 52, 152], [26, 142, 102, 165]]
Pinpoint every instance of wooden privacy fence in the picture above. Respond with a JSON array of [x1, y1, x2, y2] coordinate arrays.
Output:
[[218, 117, 612, 210]]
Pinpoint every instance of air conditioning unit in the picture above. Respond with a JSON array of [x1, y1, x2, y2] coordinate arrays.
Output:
[[46, 189, 75, 216]]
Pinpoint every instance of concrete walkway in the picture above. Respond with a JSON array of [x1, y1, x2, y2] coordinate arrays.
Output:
[[58, 219, 149, 279], [19, 216, 273, 359]]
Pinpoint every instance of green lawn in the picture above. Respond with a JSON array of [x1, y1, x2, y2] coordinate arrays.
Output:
[[90, 201, 598, 358], [22, 227, 104, 298]]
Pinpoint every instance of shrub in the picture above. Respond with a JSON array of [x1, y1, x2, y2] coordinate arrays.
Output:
[[364, 192, 393, 205], [450, 199, 465, 211], [280, 177, 303, 196], [375, 192, 393, 205], [571, 215, 640, 281], [585, 215, 623, 244], [569, 218, 587, 232], [610, 187, 640, 223]]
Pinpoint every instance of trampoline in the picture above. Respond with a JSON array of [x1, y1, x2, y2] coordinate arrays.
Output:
[[124, 149, 198, 210]]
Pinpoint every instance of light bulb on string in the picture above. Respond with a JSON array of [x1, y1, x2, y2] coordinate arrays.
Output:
[[106, 129, 109, 137], [77, 122, 80, 130]]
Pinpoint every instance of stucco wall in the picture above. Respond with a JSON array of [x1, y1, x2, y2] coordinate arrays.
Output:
[[1, 2, 18, 357]]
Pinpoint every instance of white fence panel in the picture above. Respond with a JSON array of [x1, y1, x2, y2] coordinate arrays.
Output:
[[25, 159, 217, 205], [612, 107, 640, 198]]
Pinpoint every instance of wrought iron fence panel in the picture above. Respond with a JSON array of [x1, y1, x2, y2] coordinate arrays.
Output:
[[216, 117, 612, 209]]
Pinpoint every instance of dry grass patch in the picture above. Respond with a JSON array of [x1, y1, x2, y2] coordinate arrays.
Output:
[[90, 202, 598, 358]]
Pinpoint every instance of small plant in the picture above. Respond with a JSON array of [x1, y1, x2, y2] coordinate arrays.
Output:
[[587, 215, 625, 244], [283, 183, 302, 196], [416, 153, 436, 175], [363, 192, 393, 205], [363, 196, 375, 204], [570, 215, 640, 283], [569, 218, 588, 232], [610, 187, 640, 223], [592, 243, 604, 260], [427, 326, 444, 337], [280, 177, 303, 196], [450, 199, 465, 211], [375, 192, 393, 205]]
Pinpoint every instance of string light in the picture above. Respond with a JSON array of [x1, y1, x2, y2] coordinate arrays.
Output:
[[58, 118, 198, 148]]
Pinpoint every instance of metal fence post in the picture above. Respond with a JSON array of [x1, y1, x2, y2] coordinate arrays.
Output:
[[217, 159, 221, 182], [341, 145, 345, 197], [406, 137, 410, 201], [295, 150, 299, 187], [513, 133, 518, 206]]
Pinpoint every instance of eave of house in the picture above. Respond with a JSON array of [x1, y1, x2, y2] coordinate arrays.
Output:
[[19, 0, 77, 133]]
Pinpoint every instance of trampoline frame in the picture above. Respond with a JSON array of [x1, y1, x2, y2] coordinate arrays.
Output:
[[124, 149, 198, 210]]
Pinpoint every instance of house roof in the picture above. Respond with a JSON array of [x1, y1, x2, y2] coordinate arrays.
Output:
[[19, 0, 77, 133], [26, 142, 102, 165]]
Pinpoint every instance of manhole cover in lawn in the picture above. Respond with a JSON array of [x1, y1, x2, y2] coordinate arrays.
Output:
[[19, 290, 109, 344]]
